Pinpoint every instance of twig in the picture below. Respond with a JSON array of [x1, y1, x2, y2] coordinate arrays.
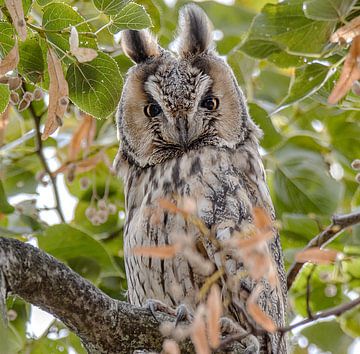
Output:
[[29, 104, 65, 222], [278, 296, 360, 333], [287, 210, 360, 289], [306, 265, 316, 319]]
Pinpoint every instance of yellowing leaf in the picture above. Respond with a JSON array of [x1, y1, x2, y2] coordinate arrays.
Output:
[[69, 26, 98, 63], [190, 305, 211, 354], [330, 16, 360, 43], [247, 301, 276, 333], [0, 43, 19, 76], [132, 244, 180, 259], [42, 48, 69, 140], [5, 0, 27, 41], [206, 284, 222, 349], [68, 113, 96, 160], [162, 339, 180, 354], [328, 36, 360, 104], [295, 247, 339, 265]]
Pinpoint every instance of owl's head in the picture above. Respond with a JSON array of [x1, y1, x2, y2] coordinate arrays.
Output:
[[116, 4, 261, 167]]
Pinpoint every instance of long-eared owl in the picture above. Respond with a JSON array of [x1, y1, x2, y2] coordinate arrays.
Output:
[[115, 4, 287, 353]]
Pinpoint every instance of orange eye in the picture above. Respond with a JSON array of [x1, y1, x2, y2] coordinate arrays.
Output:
[[144, 103, 162, 117], [201, 97, 219, 111]]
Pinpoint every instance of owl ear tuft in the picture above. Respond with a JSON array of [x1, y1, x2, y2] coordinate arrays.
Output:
[[177, 4, 213, 58], [121, 29, 160, 64]]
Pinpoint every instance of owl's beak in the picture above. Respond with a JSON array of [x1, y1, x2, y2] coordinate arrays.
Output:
[[176, 118, 189, 150]]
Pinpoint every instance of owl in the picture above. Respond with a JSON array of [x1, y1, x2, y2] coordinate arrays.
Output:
[[115, 4, 287, 354]]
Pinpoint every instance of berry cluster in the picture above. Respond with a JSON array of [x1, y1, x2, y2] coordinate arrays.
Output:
[[85, 198, 117, 226]]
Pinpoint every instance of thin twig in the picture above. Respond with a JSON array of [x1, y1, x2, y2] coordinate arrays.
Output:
[[278, 296, 360, 333], [287, 210, 360, 289], [29, 104, 65, 222], [306, 265, 316, 319]]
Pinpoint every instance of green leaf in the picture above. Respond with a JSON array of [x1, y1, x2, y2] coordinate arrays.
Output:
[[275, 63, 335, 113], [0, 21, 15, 58], [273, 146, 342, 215], [93, 0, 129, 15], [340, 307, 360, 338], [109, 2, 152, 34], [0, 179, 14, 214], [304, 0, 356, 21], [66, 52, 122, 119], [248, 103, 282, 149], [42, 3, 97, 58], [38, 224, 122, 277], [241, 0, 335, 58], [0, 84, 10, 115], [301, 321, 352, 353], [18, 37, 45, 83]]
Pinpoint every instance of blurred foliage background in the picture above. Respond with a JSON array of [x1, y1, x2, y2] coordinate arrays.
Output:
[[0, 0, 360, 353]]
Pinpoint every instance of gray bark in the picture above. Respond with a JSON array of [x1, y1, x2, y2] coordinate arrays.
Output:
[[0, 237, 244, 353]]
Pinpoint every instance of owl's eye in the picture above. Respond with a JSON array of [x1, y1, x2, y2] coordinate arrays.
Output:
[[201, 96, 219, 111], [144, 103, 162, 117]]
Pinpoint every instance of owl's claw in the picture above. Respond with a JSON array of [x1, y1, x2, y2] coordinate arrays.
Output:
[[175, 304, 192, 326], [144, 299, 177, 323]]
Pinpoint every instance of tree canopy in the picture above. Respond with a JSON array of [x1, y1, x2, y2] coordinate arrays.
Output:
[[0, 0, 359, 353]]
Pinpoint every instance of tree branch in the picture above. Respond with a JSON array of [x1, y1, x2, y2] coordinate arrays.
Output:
[[287, 210, 360, 289], [29, 104, 65, 223], [0, 237, 243, 353]]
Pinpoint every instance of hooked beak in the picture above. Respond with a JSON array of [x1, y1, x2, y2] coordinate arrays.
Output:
[[176, 118, 188, 150]]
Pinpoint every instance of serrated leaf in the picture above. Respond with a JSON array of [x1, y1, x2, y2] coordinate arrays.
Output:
[[0, 84, 10, 115], [273, 146, 342, 215], [0, 179, 14, 214], [42, 3, 97, 59], [304, 0, 356, 21], [38, 224, 122, 277], [93, 0, 129, 15], [276, 63, 335, 112], [66, 52, 122, 119], [109, 2, 152, 34], [18, 37, 45, 83], [241, 0, 335, 58], [0, 21, 15, 58]]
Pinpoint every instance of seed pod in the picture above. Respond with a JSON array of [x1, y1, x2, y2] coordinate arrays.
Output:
[[23, 91, 34, 101], [356, 173, 360, 183], [80, 177, 90, 190], [351, 159, 360, 170], [18, 98, 30, 112], [0, 76, 9, 84], [33, 88, 43, 101], [97, 199, 107, 210], [10, 91, 19, 105], [8, 76, 22, 90], [108, 203, 117, 215], [97, 209, 109, 223], [85, 207, 96, 220]]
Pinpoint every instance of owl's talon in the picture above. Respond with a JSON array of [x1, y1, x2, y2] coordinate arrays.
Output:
[[175, 304, 192, 326], [144, 299, 177, 323]]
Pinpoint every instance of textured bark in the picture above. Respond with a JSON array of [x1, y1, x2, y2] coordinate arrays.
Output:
[[0, 237, 245, 353]]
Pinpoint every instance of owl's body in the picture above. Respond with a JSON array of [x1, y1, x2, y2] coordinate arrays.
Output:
[[116, 5, 286, 353]]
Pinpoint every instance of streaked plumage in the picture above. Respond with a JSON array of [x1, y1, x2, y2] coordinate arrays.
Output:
[[115, 4, 287, 353]]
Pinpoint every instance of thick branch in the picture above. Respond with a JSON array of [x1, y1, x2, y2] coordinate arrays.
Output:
[[287, 210, 360, 289], [0, 237, 243, 353]]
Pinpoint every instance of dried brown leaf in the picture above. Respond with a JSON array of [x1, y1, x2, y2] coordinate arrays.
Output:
[[42, 48, 69, 140], [206, 284, 222, 349], [252, 207, 272, 230], [69, 26, 98, 63], [132, 244, 180, 259], [295, 247, 339, 265], [0, 44, 19, 76], [0, 105, 11, 146], [5, 0, 27, 41], [331, 17, 360, 43], [162, 339, 181, 354], [68, 113, 96, 160], [328, 36, 360, 104], [190, 305, 211, 354], [247, 301, 276, 333]]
